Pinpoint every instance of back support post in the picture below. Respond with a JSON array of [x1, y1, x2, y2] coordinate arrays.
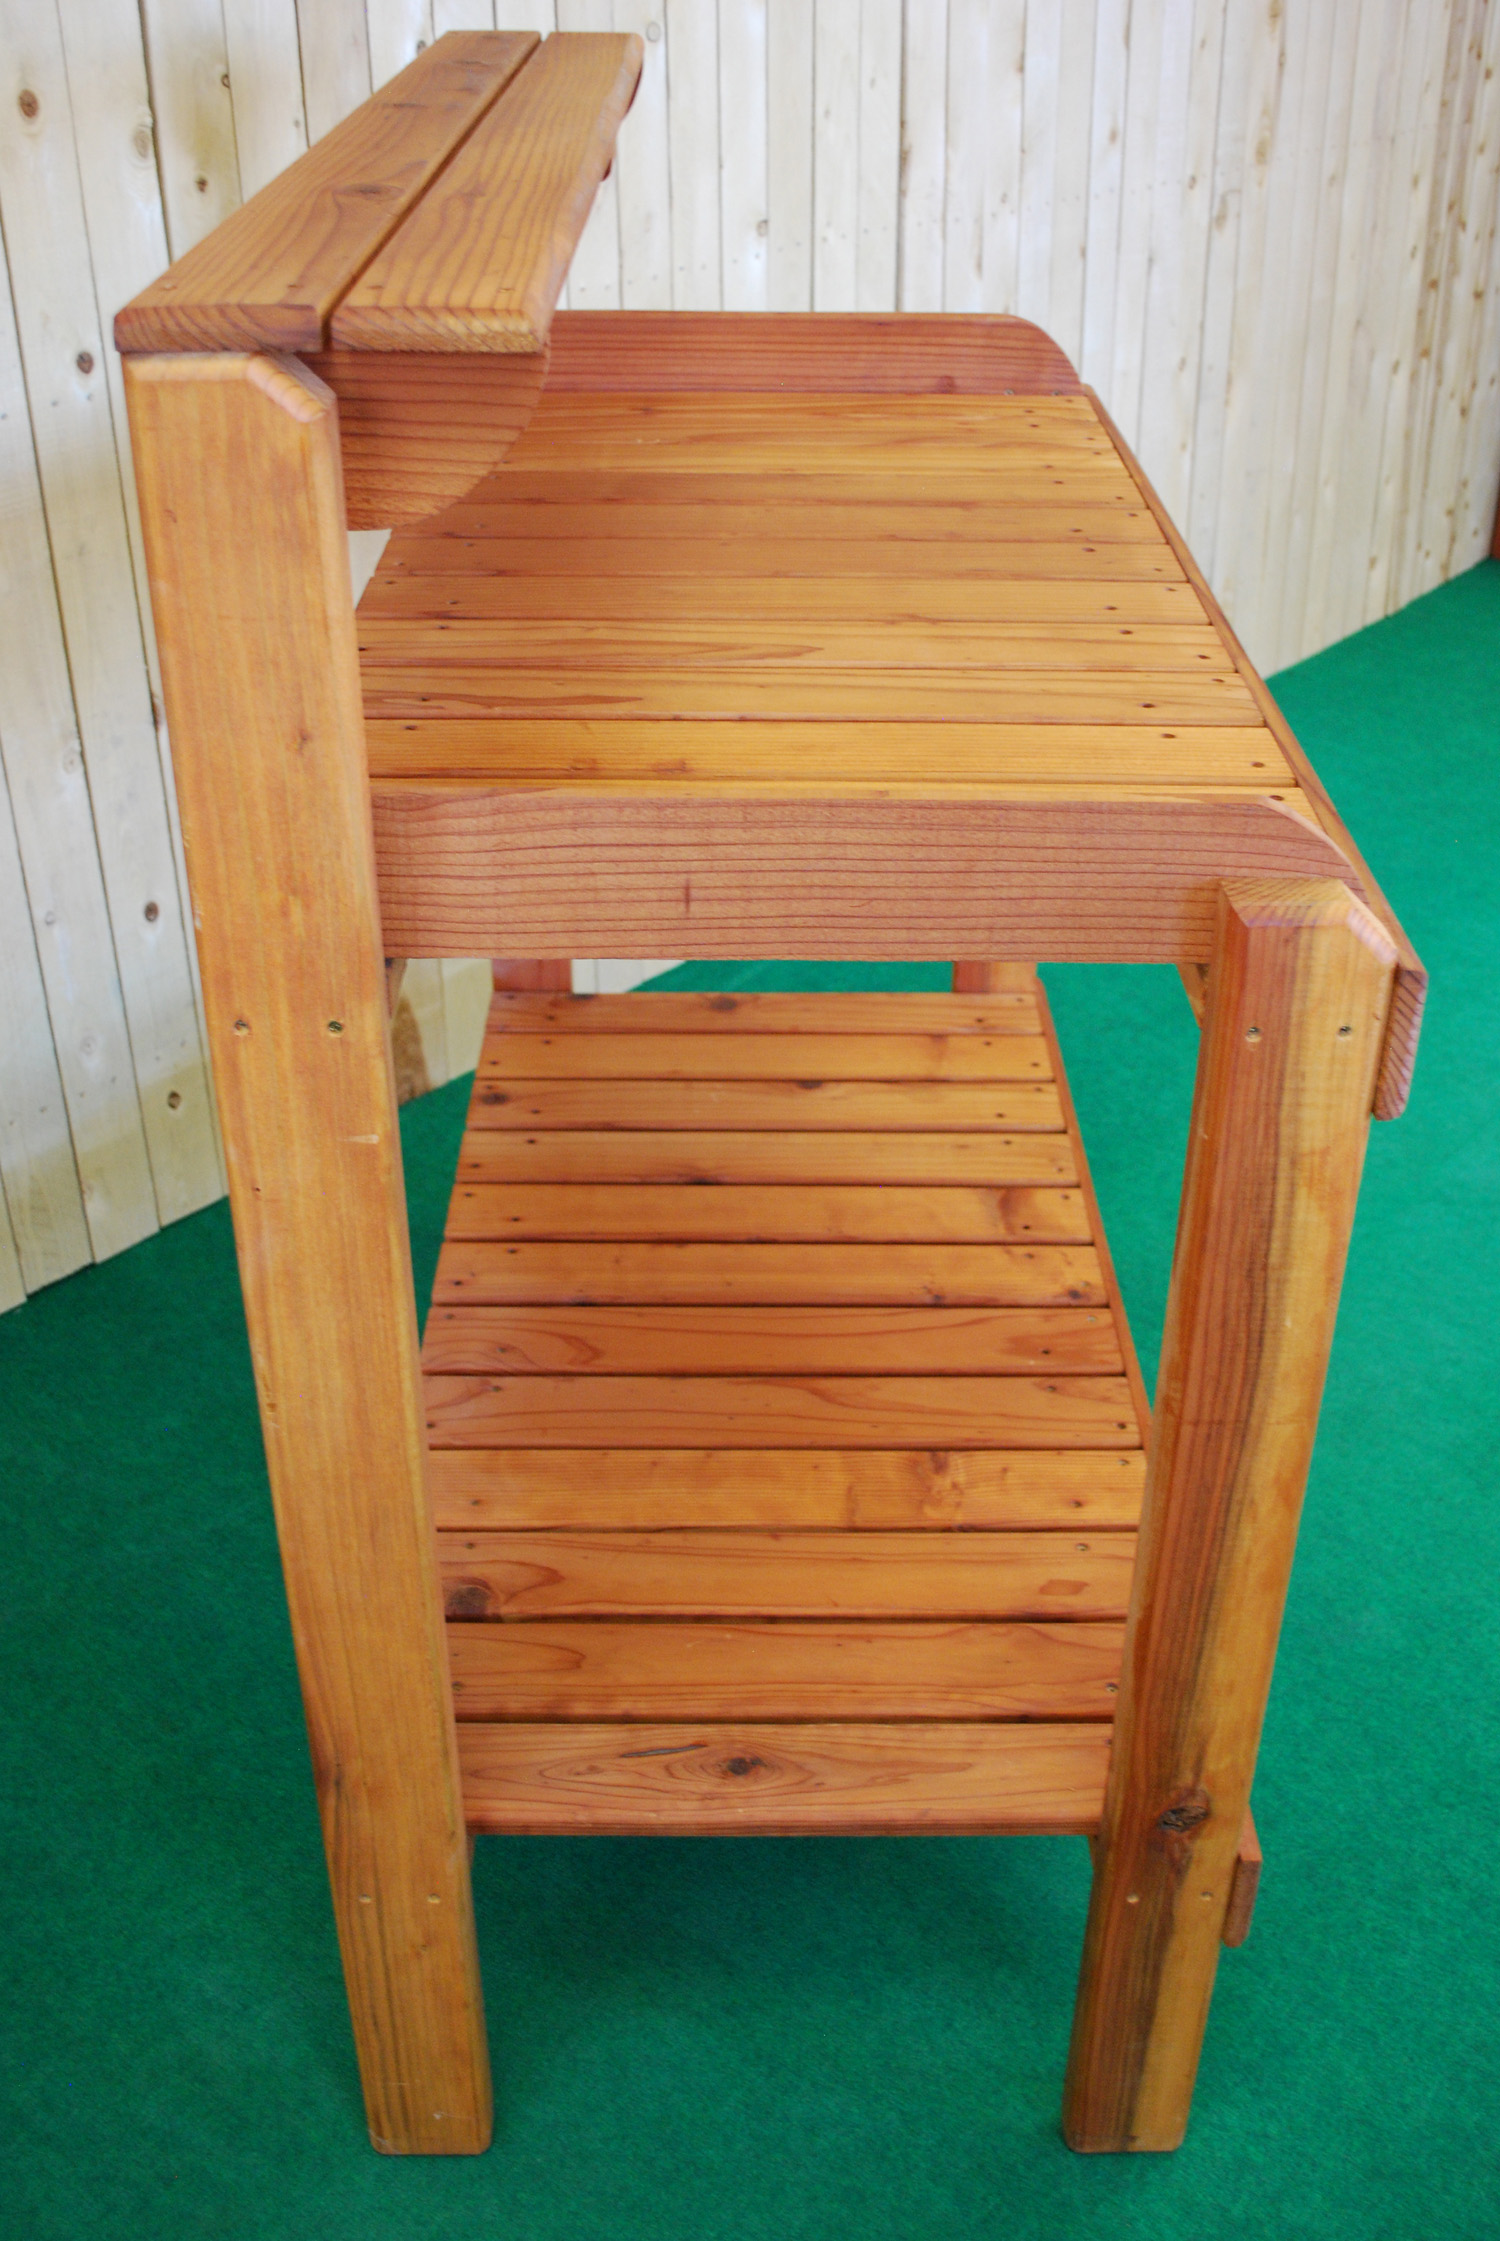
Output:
[[1063, 877, 1395, 2151]]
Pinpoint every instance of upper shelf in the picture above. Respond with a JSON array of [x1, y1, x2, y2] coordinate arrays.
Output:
[[114, 31, 643, 357]]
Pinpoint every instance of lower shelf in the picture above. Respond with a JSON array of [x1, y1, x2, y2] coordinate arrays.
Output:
[[423, 975, 1149, 1838]]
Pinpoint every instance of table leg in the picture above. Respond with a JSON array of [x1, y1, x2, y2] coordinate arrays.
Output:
[[1062, 877, 1395, 2151], [125, 352, 491, 2153]]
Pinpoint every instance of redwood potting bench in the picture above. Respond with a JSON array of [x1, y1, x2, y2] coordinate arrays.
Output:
[[117, 28, 1422, 2159]]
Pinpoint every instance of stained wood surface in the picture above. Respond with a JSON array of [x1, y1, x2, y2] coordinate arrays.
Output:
[[115, 36, 538, 352], [447, 1619, 1123, 1722], [545, 310, 1084, 392], [484, 990, 1041, 1032], [435, 1241, 1103, 1308], [300, 350, 550, 529], [442, 1182, 1088, 1243], [1222, 1812, 1264, 1948], [473, 1029, 1051, 1080], [466, 1079, 1067, 1131], [423, 1305, 1122, 1376], [332, 35, 644, 351], [457, 1722, 1109, 1837], [428, 1448, 1147, 1533], [1064, 879, 1396, 2153], [456, 1128, 1077, 1185], [125, 353, 490, 2153]]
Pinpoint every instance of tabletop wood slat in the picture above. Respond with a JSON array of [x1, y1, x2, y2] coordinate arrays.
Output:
[[433, 1240, 1103, 1307], [453, 1129, 1075, 1186], [114, 35, 538, 353], [333, 35, 644, 351], [441, 1182, 1089, 1243]]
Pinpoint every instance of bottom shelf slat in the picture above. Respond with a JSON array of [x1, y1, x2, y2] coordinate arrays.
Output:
[[459, 1720, 1110, 1836]]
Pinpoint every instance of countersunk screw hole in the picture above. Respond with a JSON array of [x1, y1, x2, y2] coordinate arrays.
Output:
[[327, 1019, 344, 1035], [1245, 1025, 1262, 1043], [1337, 1023, 1352, 1037], [233, 1018, 249, 1036]]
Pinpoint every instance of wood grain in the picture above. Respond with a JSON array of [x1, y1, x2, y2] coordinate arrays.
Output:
[[369, 790, 1366, 964], [302, 349, 550, 529], [361, 573, 1207, 624], [115, 35, 538, 352], [464, 1079, 1066, 1131], [333, 35, 644, 350], [1222, 1812, 1264, 1948], [425, 1373, 1139, 1450], [447, 1618, 1124, 1721], [544, 310, 1085, 393], [433, 1240, 1105, 1308], [454, 1129, 1078, 1186], [439, 1528, 1136, 1621], [457, 1721, 1109, 1836], [442, 1182, 1088, 1243], [428, 1447, 1147, 1532], [473, 1029, 1052, 1079], [123, 352, 489, 2153], [481, 990, 1041, 1033], [1063, 878, 1395, 2153], [422, 1304, 1122, 1376]]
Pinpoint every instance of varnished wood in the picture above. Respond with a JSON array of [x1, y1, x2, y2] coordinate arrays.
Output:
[[464, 1078, 1067, 1131], [333, 35, 644, 352], [438, 1527, 1136, 1620], [458, 1721, 1109, 1837], [1063, 878, 1396, 2153], [491, 958, 572, 993], [443, 1181, 1089, 1242], [483, 989, 1042, 1032], [425, 1373, 1139, 1449], [474, 1028, 1052, 1079], [455, 1128, 1077, 1186], [115, 36, 538, 352], [369, 790, 1364, 963], [302, 349, 550, 529], [360, 572, 1208, 624], [124, 353, 489, 2153], [1222, 1813, 1264, 1948], [447, 1618, 1124, 1722], [544, 310, 1085, 394], [434, 1240, 1105, 1307], [428, 1447, 1147, 1532], [422, 1304, 1123, 1376]]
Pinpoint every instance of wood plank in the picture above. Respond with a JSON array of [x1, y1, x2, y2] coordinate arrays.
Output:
[[300, 349, 551, 530], [361, 574, 1208, 623], [360, 617, 1228, 671], [465, 1079, 1065, 1130], [433, 1240, 1104, 1306], [429, 1446, 1147, 1531], [442, 1181, 1089, 1243], [447, 1617, 1125, 1723], [332, 34, 644, 349], [481, 990, 1041, 1033], [363, 671, 1255, 724], [474, 1029, 1051, 1079], [366, 721, 1290, 786], [1064, 879, 1395, 2154], [426, 1373, 1139, 1448], [422, 1304, 1123, 1375], [519, 392, 1113, 448], [438, 1527, 1137, 1617], [445, 466, 1145, 507], [454, 1129, 1078, 1185], [376, 537, 1182, 581], [115, 34, 539, 351], [545, 309, 1085, 392], [419, 499, 1161, 541], [125, 352, 490, 2154], [1222, 1810, 1264, 1948], [459, 1720, 1109, 1835], [370, 788, 1360, 963]]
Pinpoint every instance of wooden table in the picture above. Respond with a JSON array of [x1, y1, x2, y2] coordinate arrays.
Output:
[[117, 30, 1423, 2161]]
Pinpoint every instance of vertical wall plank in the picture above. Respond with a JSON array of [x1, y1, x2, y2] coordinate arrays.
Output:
[[367, 0, 435, 84], [979, 0, 1026, 316], [667, 0, 720, 306], [720, 0, 770, 311], [557, 0, 622, 306], [300, 0, 373, 138], [0, 1, 220, 1229], [0, 225, 157, 1262], [767, 0, 814, 307], [0, 750, 91, 1291], [897, 0, 947, 311], [813, 0, 860, 308], [855, 0, 901, 309], [221, 0, 308, 195], [1079, 0, 1128, 393], [613, 1, 672, 309], [139, 0, 241, 252]]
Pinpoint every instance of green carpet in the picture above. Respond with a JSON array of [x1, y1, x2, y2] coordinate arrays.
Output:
[[3, 564, 1496, 2238]]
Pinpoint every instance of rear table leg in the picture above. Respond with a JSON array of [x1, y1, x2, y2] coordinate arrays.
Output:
[[1062, 877, 1395, 2151]]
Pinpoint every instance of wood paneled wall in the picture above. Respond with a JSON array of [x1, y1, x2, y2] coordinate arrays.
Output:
[[1, 0, 1497, 1310]]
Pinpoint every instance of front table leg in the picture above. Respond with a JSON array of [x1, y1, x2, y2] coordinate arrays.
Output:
[[125, 353, 491, 2153], [1063, 877, 1396, 2151]]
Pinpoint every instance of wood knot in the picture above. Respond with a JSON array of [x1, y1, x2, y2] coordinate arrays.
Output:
[[1157, 1790, 1211, 1835], [721, 1755, 765, 1778], [444, 1583, 492, 1620]]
